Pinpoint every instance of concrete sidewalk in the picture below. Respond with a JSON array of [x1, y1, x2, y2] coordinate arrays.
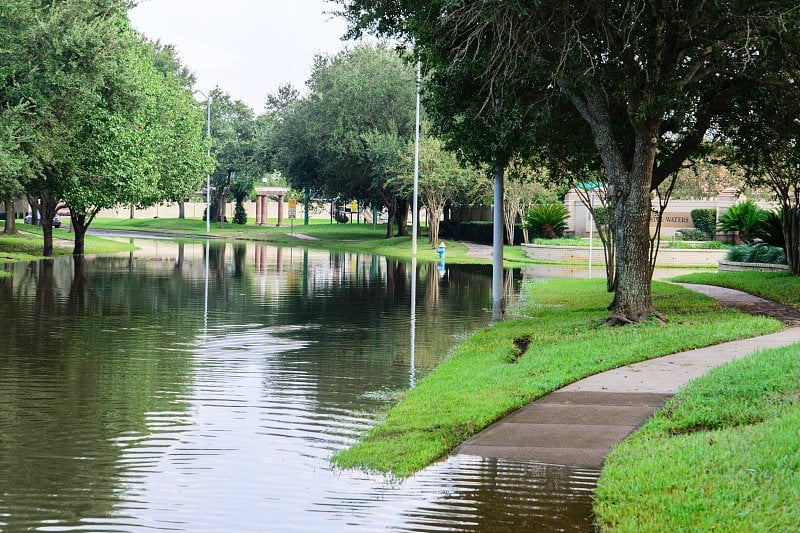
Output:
[[456, 286, 800, 467], [460, 241, 494, 260]]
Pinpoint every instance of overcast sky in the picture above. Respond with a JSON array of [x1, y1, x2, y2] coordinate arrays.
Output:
[[129, 0, 356, 113]]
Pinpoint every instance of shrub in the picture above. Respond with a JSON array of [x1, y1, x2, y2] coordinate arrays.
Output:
[[524, 203, 570, 239], [718, 200, 767, 243], [759, 209, 785, 248], [439, 220, 524, 245], [690, 208, 716, 238], [674, 228, 707, 241], [726, 243, 787, 265], [233, 204, 248, 225]]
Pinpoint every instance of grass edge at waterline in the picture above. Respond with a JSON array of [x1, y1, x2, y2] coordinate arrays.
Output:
[[331, 279, 781, 477], [89, 217, 541, 266], [0, 227, 136, 265]]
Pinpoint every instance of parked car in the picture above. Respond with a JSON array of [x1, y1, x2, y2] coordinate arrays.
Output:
[[24, 211, 61, 228]]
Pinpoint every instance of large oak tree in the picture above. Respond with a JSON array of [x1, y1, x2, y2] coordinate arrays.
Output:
[[338, 0, 800, 323]]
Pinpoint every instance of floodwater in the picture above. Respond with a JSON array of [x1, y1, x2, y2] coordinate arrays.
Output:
[[0, 239, 598, 532]]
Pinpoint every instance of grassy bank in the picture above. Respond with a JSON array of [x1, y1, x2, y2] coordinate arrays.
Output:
[[672, 271, 800, 307], [594, 343, 800, 531], [90, 217, 539, 266], [332, 279, 781, 477], [0, 226, 135, 265]]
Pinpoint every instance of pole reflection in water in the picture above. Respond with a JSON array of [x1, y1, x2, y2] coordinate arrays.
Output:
[[409, 257, 417, 388], [203, 239, 209, 341]]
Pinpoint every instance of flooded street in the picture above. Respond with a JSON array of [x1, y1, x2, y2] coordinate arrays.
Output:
[[0, 240, 597, 531]]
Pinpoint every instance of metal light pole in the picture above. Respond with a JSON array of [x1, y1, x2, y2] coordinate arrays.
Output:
[[588, 190, 594, 278], [492, 98, 505, 321], [412, 60, 421, 256], [194, 90, 213, 233]]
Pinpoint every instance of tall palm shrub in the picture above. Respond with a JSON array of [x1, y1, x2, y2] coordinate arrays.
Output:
[[718, 200, 767, 243], [524, 203, 570, 239]]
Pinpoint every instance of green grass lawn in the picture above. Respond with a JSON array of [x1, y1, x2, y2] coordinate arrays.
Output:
[[90, 217, 540, 266], [594, 342, 800, 531], [0, 226, 135, 264], [672, 271, 800, 308], [331, 279, 781, 477]]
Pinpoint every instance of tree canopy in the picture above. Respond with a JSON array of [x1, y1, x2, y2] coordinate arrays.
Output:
[[0, 0, 211, 253], [338, 0, 800, 323], [272, 43, 418, 234]]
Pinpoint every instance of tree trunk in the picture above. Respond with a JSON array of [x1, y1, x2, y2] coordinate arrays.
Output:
[[41, 220, 53, 256], [385, 202, 395, 238], [129, 204, 135, 219], [26, 194, 38, 225], [3, 196, 17, 234], [70, 209, 88, 256], [428, 205, 443, 247], [382, 193, 396, 238], [395, 197, 410, 237], [178, 201, 186, 219], [503, 198, 517, 246], [783, 204, 799, 275], [38, 193, 59, 257], [214, 183, 228, 229], [606, 131, 662, 325]]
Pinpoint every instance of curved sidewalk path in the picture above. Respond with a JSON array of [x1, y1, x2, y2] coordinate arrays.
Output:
[[461, 241, 494, 260], [455, 285, 800, 467]]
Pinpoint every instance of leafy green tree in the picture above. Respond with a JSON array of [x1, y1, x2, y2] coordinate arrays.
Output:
[[150, 40, 197, 90], [272, 44, 417, 235], [503, 163, 558, 245], [205, 88, 262, 227], [17, 0, 136, 256], [720, 73, 800, 274], [339, 0, 800, 324], [387, 135, 487, 246], [0, 105, 28, 234], [0, 0, 34, 233], [2, 0, 211, 254], [63, 37, 212, 255], [147, 39, 204, 219]]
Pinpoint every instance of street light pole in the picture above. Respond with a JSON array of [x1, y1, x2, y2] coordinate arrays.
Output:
[[194, 90, 213, 234], [412, 60, 421, 256], [205, 94, 212, 234]]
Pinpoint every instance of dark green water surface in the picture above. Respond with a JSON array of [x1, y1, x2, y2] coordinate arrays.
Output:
[[0, 239, 598, 532]]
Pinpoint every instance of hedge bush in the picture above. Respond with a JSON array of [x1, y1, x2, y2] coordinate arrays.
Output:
[[675, 228, 707, 241], [726, 243, 787, 265], [439, 220, 525, 245], [690, 208, 716, 238]]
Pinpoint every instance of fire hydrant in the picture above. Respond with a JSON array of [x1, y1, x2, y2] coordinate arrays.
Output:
[[437, 242, 447, 261]]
